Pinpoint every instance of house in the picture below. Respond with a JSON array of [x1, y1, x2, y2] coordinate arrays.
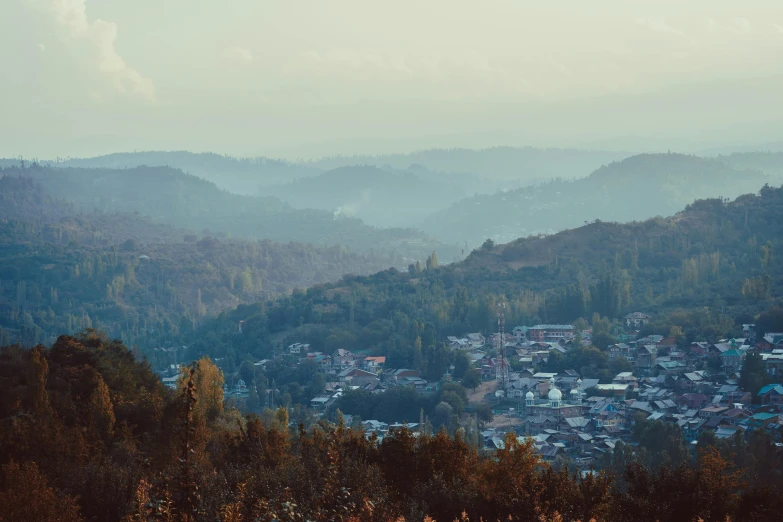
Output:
[[745, 412, 781, 429], [363, 356, 386, 371], [689, 342, 709, 358], [762, 352, 783, 377], [609, 343, 634, 361], [679, 393, 710, 410], [699, 406, 729, 419], [710, 343, 732, 355], [657, 337, 678, 351], [594, 384, 630, 399], [613, 372, 638, 389], [636, 345, 657, 375], [720, 349, 744, 372], [305, 352, 333, 371], [288, 343, 310, 355], [758, 384, 783, 405], [656, 361, 686, 376], [332, 349, 356, 369], [338, 368, 380, 387], [512, 326, 529, 341], [447, 336, 470, 350], [466, 333, 486, 349], [624, 312, 651, 328], [392, 369, 421, 381], [528, 325, 575, 342]]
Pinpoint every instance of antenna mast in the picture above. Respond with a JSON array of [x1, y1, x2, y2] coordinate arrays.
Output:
[[496, 302, 509, 389]]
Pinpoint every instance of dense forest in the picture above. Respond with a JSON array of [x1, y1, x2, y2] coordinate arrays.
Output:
[[0, 333, 780, 522], [0, 176, 412, 355], [186, 184, 782, 377], [421, 153, 779, 246]]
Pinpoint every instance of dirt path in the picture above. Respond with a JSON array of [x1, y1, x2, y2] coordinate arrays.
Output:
[[467, 379, 497, 403]]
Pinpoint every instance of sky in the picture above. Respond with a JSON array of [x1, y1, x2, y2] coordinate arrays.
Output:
[[2, 0, 783, 159]]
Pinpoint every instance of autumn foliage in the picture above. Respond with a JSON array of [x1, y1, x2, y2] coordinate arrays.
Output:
[[1, 333, 781, 521]]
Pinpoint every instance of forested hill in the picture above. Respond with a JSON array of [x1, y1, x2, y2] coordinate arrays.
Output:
[[46, 151, 320, 195], [0, 176, 423, 355], [265, 165, 467, 227], [186, 184, 782, 369], [421, 153, 774, 247], [1, 163, 457, 261]]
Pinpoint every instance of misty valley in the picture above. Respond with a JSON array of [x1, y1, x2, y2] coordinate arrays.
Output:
[[4, 1, 783, 520]]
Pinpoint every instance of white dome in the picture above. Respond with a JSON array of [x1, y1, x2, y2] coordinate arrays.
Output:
[[525, 390, 535, 400], [548, 387, 562, 401], [570, 388, 579, 396]]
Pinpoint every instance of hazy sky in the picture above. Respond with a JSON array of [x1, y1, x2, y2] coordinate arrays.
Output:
[[2, 0, 783, 159]]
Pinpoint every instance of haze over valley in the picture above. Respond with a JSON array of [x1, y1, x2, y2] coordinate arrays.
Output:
[[2, 1, 783, 521]]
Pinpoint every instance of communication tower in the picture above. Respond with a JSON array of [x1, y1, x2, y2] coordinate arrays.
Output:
[[496, 302, 509, 389]]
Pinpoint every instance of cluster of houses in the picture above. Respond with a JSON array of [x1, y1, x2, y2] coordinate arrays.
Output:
[[481, 367, 783, 464], [475, 321, 783, 464]]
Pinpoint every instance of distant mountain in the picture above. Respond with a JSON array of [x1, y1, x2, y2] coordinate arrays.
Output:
[[420, 153, 770, 247], [303, 146, 630, 188], [2, 164, 458, 262], [717, 152, 783, 182], [39, 151, 321, 195], [264, 165, 467, 227]]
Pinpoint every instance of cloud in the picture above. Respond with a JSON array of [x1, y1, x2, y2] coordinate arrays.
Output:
[[772, 24, 783, 34], [227, 46, 254, 63], [37, 0, 155, 101], [635, 17, 683, 36]]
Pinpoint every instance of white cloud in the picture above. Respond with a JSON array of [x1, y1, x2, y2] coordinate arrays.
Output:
[[36, 0, 155, 101], [772, 24, 783, 34], [227, 46, 253, 63], [635, 17, 683, 36]]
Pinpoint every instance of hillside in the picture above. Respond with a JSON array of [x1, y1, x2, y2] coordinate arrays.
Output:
[[718, 151, 783, 181], [305, 146, 629, 187], [420, 153, 771, 247], [265, 165, 467, 227], [186, 184, 782, 370], [46, 151, 320, 195], [0, 177, 423, 355], [2, 164, 458, 261]]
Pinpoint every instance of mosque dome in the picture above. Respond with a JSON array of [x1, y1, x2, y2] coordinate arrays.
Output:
[[526, 390, 535, 400], [570, 388, 579, 396], [548, 387, 562, 402]]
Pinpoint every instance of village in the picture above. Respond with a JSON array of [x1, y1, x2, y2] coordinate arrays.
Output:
[[158, 312, 783, 467]]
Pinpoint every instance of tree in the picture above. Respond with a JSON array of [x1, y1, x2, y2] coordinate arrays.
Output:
[[756, 307, 783, 337], [180, 356, 224, 421], [454, 351, 471, 378], [475, 402, 493, 424], [89, 376, 116, 441], [462, 368, 482, 391], [433, 401, 453, 427], [0, 461, 82, 522], [739, 352, 766, 399]]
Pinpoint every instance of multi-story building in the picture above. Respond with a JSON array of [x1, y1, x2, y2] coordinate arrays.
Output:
[[528, 325, 575, 342]]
